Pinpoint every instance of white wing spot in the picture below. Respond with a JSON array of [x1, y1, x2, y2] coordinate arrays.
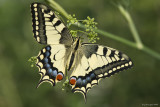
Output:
[[121, 65, 124, 68], [106, 57, 112, 63], [41, 69, 46, 74], [56, 23, 65, 33], [96, 46, 103, 55], [36, 31, 39, 35], [98, 74, 103, 78], [52, 18, 59, 25], [117, 66, 121, 69], [45, 22, 52, 26], [106, 49, 111, 56], [42, 48, 46, 53], [35, 12, 38, 16], [45, 17, 50, 21], [80, 87, 86, 93], [49, 11, 54, 15], [35, 17, 38, 20], [41, 9, 44, 13], [125, 63, 129, 66], [91, 80, 97, 85], [43, 75, 49, 80], [33, 4, 37, 7], [104, 72, 108, 76], [36, 21, 39, 25], [129, 61, 132, 65], [115, 51, 119, 55], [37, 37, 40, 42], [39, 54, 44, 60], [113, 68, 116, 71], [36, 58, 39, 64], [109, 70, 112, 73], [121, 58, 125, 61], [114, 55, 120, 61], [36, 26, 39, 30], [86, 83, 91, 89], [37, 62, 43, 68], [46, 30, 57, 35], [46, 26, 56, 31], [44, 13, 50, 17], [111, 57, 116, 62], [34, 8, 37, 11]]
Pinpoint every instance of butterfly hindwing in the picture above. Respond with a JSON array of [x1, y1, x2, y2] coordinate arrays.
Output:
[[69, 44, 133, 100], [30, 3, 73, 45], [36, 45, 71, 87]]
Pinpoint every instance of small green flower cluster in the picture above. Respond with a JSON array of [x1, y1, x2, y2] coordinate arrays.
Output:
[[67, 14, 78, 27], [67, 15, 99, 43], [67, 14, 78, 38], [28, 56, 37, 67], [83, 16, 99, 43]]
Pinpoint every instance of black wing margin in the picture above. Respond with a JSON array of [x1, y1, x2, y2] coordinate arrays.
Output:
[[30, 3, 73, 45]]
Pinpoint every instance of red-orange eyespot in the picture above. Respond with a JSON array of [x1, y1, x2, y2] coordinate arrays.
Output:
[[56, 73, 63, 81], [69, 77, 76, 85]]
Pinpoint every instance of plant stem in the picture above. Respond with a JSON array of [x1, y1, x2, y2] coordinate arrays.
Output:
[[45, 0, 160, 60], [45, 0, 69, 19], [142, 46, 160, 59], [118, 5, 143, 49]]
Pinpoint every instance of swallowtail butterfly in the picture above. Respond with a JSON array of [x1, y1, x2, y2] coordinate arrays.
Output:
[[30, 2, 133, 101]]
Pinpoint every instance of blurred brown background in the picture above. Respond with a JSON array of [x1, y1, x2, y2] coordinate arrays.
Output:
[[0, 0, 160, 107]]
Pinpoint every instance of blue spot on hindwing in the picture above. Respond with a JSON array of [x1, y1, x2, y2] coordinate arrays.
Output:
[[47, 68, 52, 74], [86, 76, 91, 83], [51, 70, 57, 78], [45, 51, 50, 57], [43, 58, 48, 63], [76, 78, 82, 87], [44, 63, 50, 68], [82, 79, 87, 86], [46, 46, 51, 51], [90, 73, 96, 80]]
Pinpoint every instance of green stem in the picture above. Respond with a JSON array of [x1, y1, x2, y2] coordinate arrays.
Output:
[[118, 5, 143, 49], [45, 0, 160, 60], [76, 23, 137, 48], [45, 0, 69, 19], [142, 46, 160, 59]]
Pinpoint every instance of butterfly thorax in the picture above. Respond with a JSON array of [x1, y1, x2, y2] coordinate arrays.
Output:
[[67, 37, 81, 71]]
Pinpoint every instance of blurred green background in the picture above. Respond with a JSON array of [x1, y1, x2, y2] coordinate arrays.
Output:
[[0, 0, 160, 107]]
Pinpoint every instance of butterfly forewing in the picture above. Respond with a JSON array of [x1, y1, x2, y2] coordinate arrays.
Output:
[[30, 3, 73, 45]]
